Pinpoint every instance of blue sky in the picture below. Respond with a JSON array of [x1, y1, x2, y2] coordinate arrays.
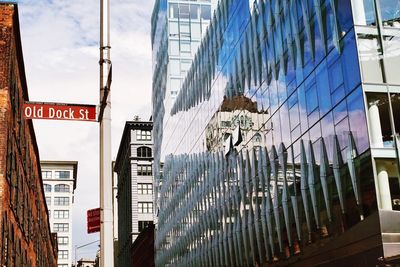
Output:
[[7, 0, 155, 262]]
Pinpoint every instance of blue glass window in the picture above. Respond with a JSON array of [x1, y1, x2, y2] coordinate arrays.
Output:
[[329, 59, 343, 92], [316, 60, 332, 116], [347, 86, 369, 153], [306, 84, 319, 114], [333, 99, 348, 125]]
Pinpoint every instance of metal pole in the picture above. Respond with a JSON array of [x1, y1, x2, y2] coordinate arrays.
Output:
[[100, 0, 113, 266]]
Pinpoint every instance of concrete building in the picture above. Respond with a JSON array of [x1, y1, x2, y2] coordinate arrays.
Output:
[[114, 119, 153, 266], [41, 161, 78, 267], [0, 2, 58, 266], [153, 0, 400, 266]]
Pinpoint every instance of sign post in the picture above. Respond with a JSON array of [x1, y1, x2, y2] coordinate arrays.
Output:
[[99, 0, 113, 265]]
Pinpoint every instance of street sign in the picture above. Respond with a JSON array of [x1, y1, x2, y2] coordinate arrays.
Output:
[[87, 208, 101, 234], [23, 102, 97, 121]]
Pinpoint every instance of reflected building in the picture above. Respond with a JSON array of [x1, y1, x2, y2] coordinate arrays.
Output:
[[153, 0, 400, 266]]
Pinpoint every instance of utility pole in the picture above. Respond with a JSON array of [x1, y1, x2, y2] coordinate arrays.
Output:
[[99, 0, 113, 266]]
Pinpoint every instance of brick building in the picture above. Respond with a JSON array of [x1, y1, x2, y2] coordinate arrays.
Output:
[[0, 2, 58, 266]]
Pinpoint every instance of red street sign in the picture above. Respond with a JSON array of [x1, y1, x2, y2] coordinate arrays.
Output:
[[87, 208, 101, 234], [23, 102, 97, 121]]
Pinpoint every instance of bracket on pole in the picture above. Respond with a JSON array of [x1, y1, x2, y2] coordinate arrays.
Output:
[[98, 64, 112, 122]]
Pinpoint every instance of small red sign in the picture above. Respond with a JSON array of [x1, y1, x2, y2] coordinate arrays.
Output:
[[23, 102, 97, 121], [87, 208, 101, 234]]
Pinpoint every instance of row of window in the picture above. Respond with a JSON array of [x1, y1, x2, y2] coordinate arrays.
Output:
[[58, 250, 68, 259], [53, 223, 69, 232], [43, 184, 70, 193], [46, 197, 69, 206], [169, 3, 211, 20], [137, 130, 152, 141], [138, 165, 152, 176], [42, 171, 71, 179], [138, 202, 153, 213], [137, 147, 152, 158], [49, 210, 70, 219], [138, 183, 153, 195]]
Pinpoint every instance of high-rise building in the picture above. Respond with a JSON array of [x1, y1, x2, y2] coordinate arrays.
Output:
[[151, 0, 218, 181], [41, 161, 78, 267], [154, 0, 400, 266], [114, 119, 153, 266], [0, 3, 58, 266]]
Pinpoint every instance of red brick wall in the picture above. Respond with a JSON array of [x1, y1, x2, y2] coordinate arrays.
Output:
[[0, 4, 57, 266]]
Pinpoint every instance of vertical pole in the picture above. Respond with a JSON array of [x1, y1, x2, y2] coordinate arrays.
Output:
[[100, 0, 113, 266]]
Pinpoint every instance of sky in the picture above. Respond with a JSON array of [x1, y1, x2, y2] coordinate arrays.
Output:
[[9, 0, 155, 262]]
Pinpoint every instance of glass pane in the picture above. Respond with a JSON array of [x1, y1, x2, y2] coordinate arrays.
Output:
[[358, 34, 384, 83], [379, 0, 400, 25], [190, 4, 199, 20], [383, 36, 400, 84], [201, 5, 211, 20]]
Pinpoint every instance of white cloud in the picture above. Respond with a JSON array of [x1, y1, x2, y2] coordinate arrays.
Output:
[[13, 0, 155, 261]]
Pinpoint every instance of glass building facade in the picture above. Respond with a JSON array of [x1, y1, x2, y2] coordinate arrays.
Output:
[[153, 0, 400, 266], [151, 0, 217, 181]]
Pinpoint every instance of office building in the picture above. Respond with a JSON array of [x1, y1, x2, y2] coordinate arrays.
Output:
[[0, 3, 58, 266], [41, 161, 78, 267], [151, 0, 218, 181], [114, 119, 153, 266], [154, 0, 400, 266]]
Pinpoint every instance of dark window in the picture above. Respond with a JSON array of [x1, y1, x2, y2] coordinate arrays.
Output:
[[138, 221, 153, 232], [44, 184, 51, 192], [54, 184, 70, 192], [54, 197, 69, 206], [55, 171, 70, 179], [138, 165, 152, 176], [137, 147, 152, 158]]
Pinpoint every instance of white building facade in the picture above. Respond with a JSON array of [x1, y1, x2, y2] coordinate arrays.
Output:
[[41, 161, 78, 267]]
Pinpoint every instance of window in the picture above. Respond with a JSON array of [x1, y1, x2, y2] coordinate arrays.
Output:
[[200, 5, 211, 20], [137, 147, 152, 158], [58, 250, 68, 259], [179, 4, 190, 19], [169, 3, 178, 18], [138, 202, 153, 213], [190, 4, 199, 19], [138, 183, 153, 194], [55, 171, 70, 179], [55, 184, 70, 192], [53, 223, 69, 232], [138, 221, 153, 232], [44, 184, 51, 192], [46, 197, 51, 206], [137, 130, 151, 141], [138, 165, 152, 176], [54, 197, 69, 206], [42, 171, 52, 178], [54, 210, 69, 219], [57, 236, 69, 245], [58, 264, 68, 267]]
